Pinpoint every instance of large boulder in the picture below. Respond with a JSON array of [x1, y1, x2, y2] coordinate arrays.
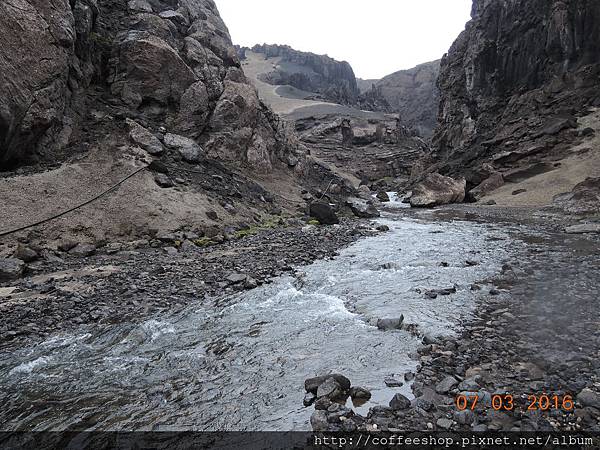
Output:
[[164, 133, 203, 163], [410, 173, 466, 207], [346, 197, 380, 218], [309, 202, 339, 225], [126, 119, 163, 155]]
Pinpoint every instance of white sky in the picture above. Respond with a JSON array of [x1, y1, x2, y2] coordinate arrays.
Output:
[[215, 0, 473, 79]]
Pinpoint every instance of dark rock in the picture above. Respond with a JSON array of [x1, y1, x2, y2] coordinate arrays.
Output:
[[410, 173, 466, 207], [376, 225, 390, 232], [58, 240, 79, 252], [303, 392, 316, 407], [349, 387, 371, 401], [14, 244, 39, 263], [0, 258, 26, 281], [376, 317, 404, 331], [376, 191, 390, 202], [389, 393, 411, 411], [154, 173, 174, 188], [310, 410, 329, 431], [309, 202, 339, 225], [581, 127, 595, 137], [316, 377, 343, 399], [435, 376, 458, 394], [512, 189, 527, 196], [470, 173, 504, 201], [206, 211, 219, 221], [384, 377, 404, 387], [305, 374, 351, 394], [577, 389, 600, 409]]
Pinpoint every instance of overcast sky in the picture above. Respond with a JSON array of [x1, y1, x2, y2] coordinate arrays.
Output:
[[216, 0, 473, 79]]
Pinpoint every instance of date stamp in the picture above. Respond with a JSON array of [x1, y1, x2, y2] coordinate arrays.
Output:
[[455, 393, 575, 412]]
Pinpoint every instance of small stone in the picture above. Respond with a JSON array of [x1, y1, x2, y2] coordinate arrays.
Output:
[[305, 374, 351, 394], [512, 189, 527, 195], [0, 258, 26, 281], [384, 377, 404, 387], [376, 191, 390, 202], [303, 392, 316, 407], [206, 211, 219, 221], [435, 376, 458, 394], [376, 224, 390, 232], [69, 244, 96, 257], [454, 409, 475, 425], [227, 273, 247, 284], [310, 410, 329, 431], [163, 247, 178, 256], [436, 418, 453, 430], [316, 377, 342, 399], [458, 377, 481, 391], [58, 240, 78, 252], [154, 173, 174, 188], [389, 393, 411, 411], [14, 244, 38, 263], [349, 387, 371, 400]]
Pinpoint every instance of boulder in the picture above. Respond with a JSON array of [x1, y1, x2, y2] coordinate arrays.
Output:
[[309, 202, 339, 225], [376, 191, 390, 202], [126, 119, 164, 155], [164, 133, 203, 163], [469, 173, 504, 201], [305, 374, 351, 394], [389, 393, 411, 411], [376, 317, 404, 331], [0, 258, 26, 281], [346, 198, 380, 218], [409, 173, 466, 207], [154, 173, 174, 188]]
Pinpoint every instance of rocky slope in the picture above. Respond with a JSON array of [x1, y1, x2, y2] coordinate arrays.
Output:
[[0, 0, 358, 248], [359, 60, 441, 138], [247, 44, 360, 106], [428, 0, 600, 210]]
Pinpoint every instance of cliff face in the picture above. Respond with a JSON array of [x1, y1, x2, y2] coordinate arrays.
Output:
[[360, 60, 440, 138], [250, 44, 360, 106], [0, 0, 301, 171], [432, 0, 600, 182]]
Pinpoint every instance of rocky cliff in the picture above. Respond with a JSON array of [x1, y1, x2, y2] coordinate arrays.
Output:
[[359, 60, 440, 138], [249, 44, 360, 106], [430, 0, 600, 202], [0, 0, 302, 171]]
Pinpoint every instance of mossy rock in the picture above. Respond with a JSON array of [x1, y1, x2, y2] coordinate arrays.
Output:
[[193, 237, 214, 247], [307, 219, 321, 226]]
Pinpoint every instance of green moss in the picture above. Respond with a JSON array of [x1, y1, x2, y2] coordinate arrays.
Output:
[[193, 237, 214, 247], [307, 219, 320, 226], [233, 216, 286, 240], [174, 240, 182, 248]]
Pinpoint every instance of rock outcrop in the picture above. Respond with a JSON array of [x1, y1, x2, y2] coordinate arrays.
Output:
[[249, 44, 360, 106], [430, 0, 600, 199], [0, 0, 303, 172], [359, 60, 441, 138]]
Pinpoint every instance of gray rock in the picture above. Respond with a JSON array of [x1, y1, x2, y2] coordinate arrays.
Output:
[[470, 173, 504, 201], [128, 0, 153, 12], [435, 376, 458, 394], [303, 392, 316, 407], [126, 119, 163, 155], [565, 223, 600, 234], [316, 377, 342, 399], [410, 173, 466, 207], [206, 211, 219, 221], [226, 273, 247, 284], [309, 202, 339, 225], [14, 244, 38, 263], [164, 133, 203, 163], [376, 317, 404, 331], [454, 409, 475, 425], [346, 197, 380, 218], [458, 377, 481, 391], [389, 393, 411, 410], [305, 374, 351, 394], [376, 191, 390, 202], [384, 377, 404, 387], [436, 417, 453, 430], [349, 386, 371, 400], [577, 389, 600, 409], [154, 173, 174, 188], [69, 244, 96, 257], [0, 258, 26, 281], [310, 410, 329, 431]]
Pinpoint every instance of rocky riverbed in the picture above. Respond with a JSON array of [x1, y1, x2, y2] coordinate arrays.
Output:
[[303, 205, 600, 433], [0, 218, 376, 349]]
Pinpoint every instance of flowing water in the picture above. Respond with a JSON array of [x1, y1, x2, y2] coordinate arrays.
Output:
[[0, 201, 515, 431]]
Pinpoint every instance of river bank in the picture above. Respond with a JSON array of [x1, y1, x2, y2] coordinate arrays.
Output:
[[0, 218, 378, 350], [306, 205, 600, 433]]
